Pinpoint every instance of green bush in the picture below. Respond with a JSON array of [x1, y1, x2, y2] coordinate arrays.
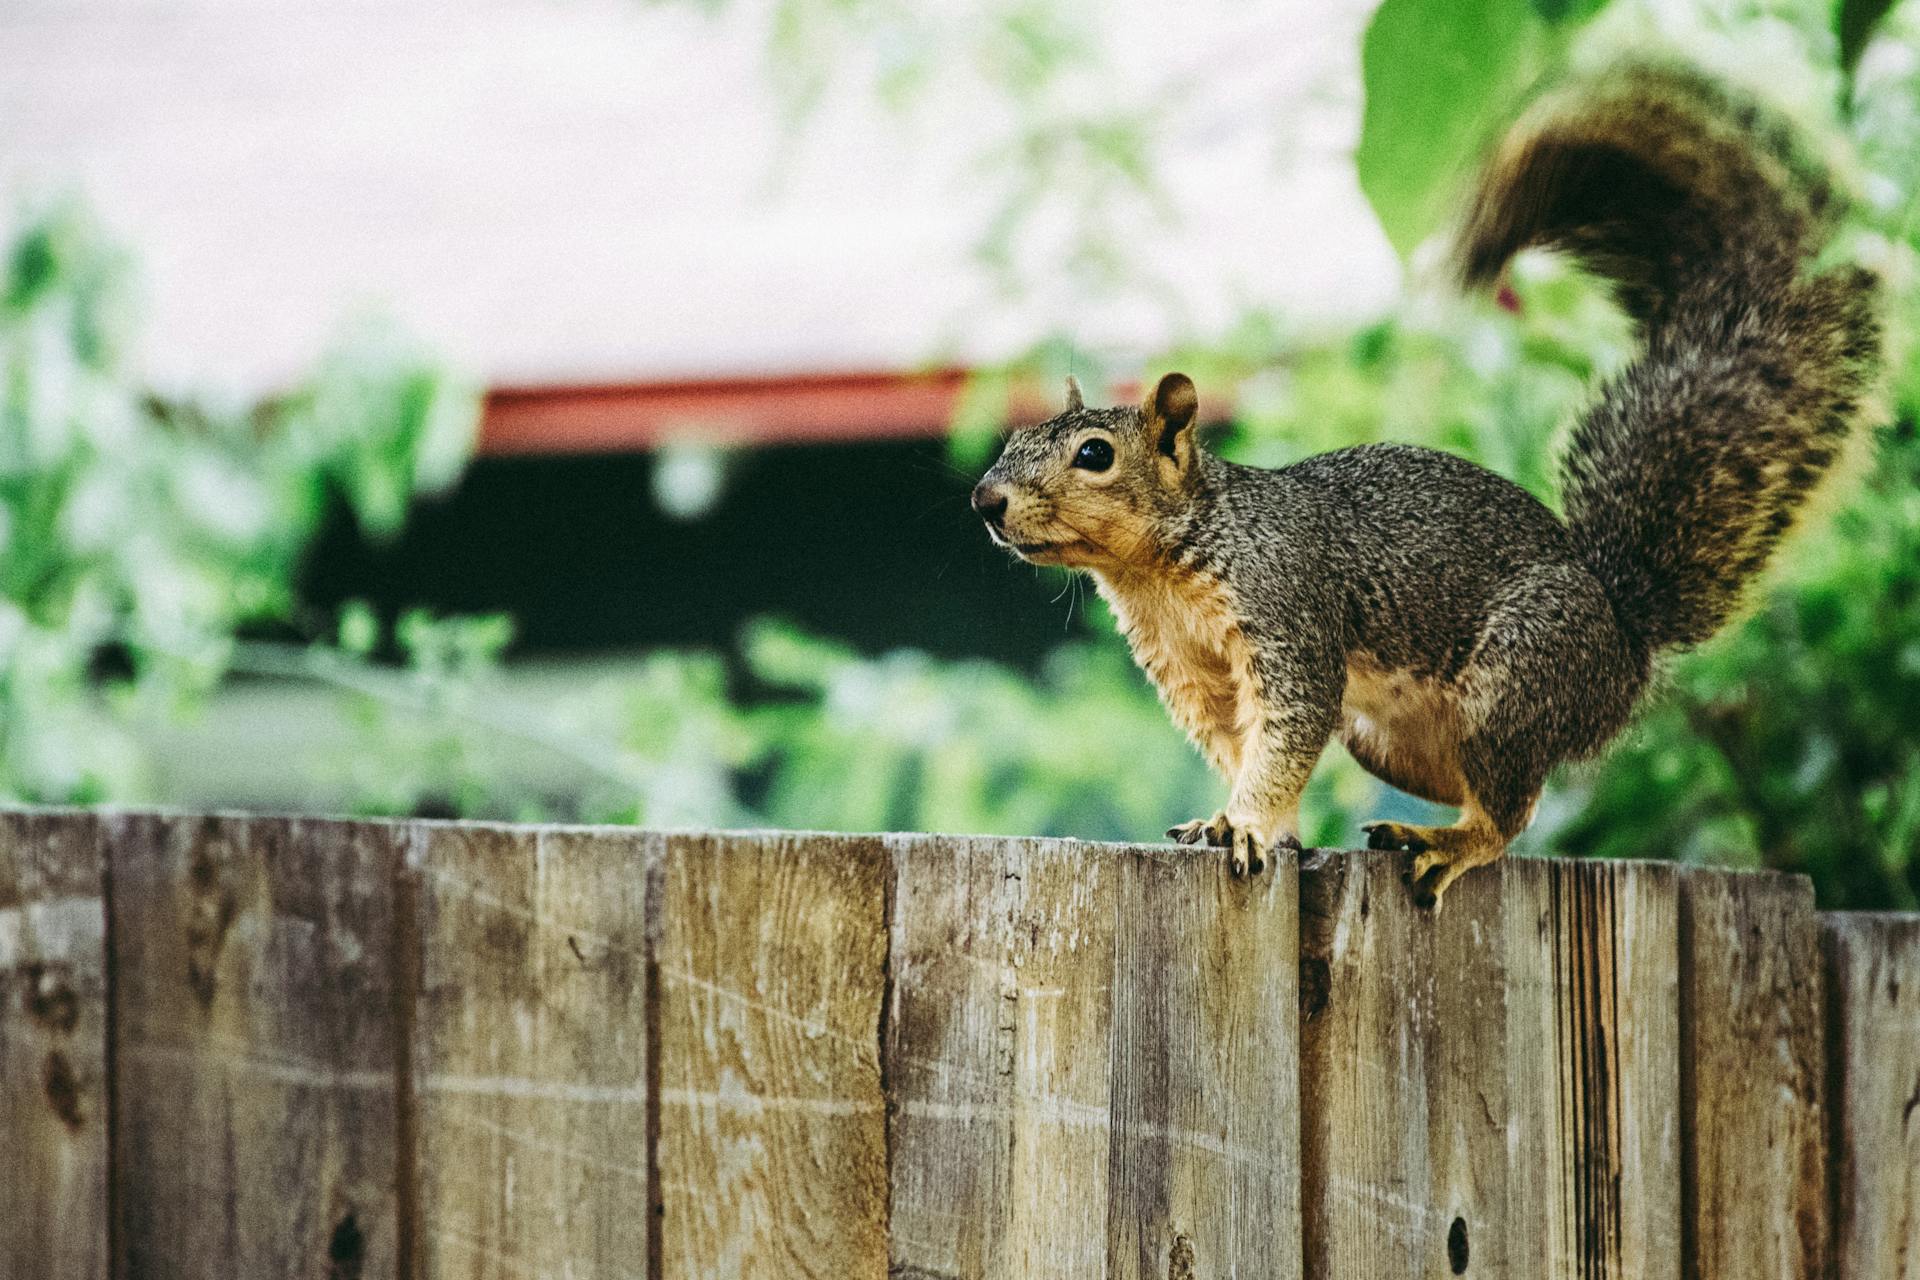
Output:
[[0, 203, 478, 802]]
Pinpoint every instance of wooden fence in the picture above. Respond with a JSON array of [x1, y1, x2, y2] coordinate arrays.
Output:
[[2, 810, 1916, 1279]]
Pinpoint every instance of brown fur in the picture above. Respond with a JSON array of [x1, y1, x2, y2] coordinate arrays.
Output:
[[1094, 567, 1262, 779], [1337, 655, 1467, 807], [973, 65, 1883, 906]]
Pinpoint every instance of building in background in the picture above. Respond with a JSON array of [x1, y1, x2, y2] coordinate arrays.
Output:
[[2, 0, 1396, 802]]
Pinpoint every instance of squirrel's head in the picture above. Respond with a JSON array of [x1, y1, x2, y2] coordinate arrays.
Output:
[[972, 372, 1202, 571]]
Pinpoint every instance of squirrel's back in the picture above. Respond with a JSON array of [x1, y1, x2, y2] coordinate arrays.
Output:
[[1458, 63, 1883, 653]]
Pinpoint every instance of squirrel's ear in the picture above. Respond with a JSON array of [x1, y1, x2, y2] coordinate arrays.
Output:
[[1142, 372, 1198, 464], [1064, 375, 1084, 412]]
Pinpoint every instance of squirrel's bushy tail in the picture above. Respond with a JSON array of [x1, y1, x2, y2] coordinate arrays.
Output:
[[1458, 64, 1882, 652]]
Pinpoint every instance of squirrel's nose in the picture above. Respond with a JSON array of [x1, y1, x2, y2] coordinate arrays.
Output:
[[971, 481, 1009, 524]]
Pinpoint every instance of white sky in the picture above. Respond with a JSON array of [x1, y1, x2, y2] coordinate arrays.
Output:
[[0, 0, 1401, 395]]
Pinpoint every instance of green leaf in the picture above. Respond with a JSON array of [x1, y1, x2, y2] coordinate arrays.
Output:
[[1529, 0, 1607, 22], [1356, 0, 1574, 260], [6, 223, 60, 311], [1837, 0, 1900, 82]]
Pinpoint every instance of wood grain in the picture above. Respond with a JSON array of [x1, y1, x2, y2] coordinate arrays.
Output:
[[652, 831, 890, 1280], [1505, 856, 1683, 1280], [1298, 847, 1510, 1279], [1106, 842, 1301, 1280], [884, 835, 1120, 1279], [1678, 869, 1827, 1279], [883, 833, 1023, 1278], [6, 813, 1918, 1276], [1298, 852, 1684, 1279], [106, 814, 405, 1280], [1822, 913, 1920, 1280], [0, 810, 108, 1280], [407, 823, 658, 1280]]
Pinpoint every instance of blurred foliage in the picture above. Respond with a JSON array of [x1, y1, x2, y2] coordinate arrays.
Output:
[[4, 0, 1917, 908], [740, 622, 1224, 841], [652, 0, 1173, 298], [1344, 0, 1920, 908], [1357, 0, 1588, 259], [0, 201, 478, 802], [1839, 0, 1904, 81], [1548, 415, 1920, 906]]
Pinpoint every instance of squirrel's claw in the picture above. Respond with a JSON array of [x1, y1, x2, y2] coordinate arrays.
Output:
[[1167, 811, 1233, 848], [1231, 827, 1264, 877], [1231, 825, 1300, 878], [1410, 849, 1477, 910], [1171, 814, 1296, 877], [1366, 821, 1449, 909], [1361, 820, 1428, 853], [1367, 821, 1505, 911]]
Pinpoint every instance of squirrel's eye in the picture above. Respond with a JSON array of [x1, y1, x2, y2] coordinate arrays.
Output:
[[1072, 438, 1115, 472]]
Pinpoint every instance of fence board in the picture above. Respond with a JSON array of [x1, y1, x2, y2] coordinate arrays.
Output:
[[1505, 857, 1683, 1280], [1298, 848, 1511, 1278], [6, 812, 1920, 1277], [0, 811, 107, 1280], [1106, 844, 1301, 1280], [1678, 869, 1827, 1279], [883, 835, 1021, 1277], [653, 831, 890, 1280], [107, 815, 405, 1280], [885, 835, 1117, 1279], [1300, 853, 1683, 1279], [1822, 913, 1920, 1280], [408, 824, 658, 1280]]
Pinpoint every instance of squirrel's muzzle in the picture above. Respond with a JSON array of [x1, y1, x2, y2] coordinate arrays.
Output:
[[971, 480, 1009, 526]]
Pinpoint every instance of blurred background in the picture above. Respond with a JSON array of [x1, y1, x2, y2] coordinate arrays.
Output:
[[1, 0, 1914, 906]]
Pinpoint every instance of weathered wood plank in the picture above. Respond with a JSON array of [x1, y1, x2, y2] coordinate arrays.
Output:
[[653, 831, 889, 1280], [408, 823, 657, 1280], [107, 815, 404, 1280], [1505, 857, 1683, 1280], [1822, 913, 1920, 1280], [883, 834, 1021, 1278], [885, 835, 1117, 1279], [1107, 844, 1301, 1280], [1298, 848, 1510, 1278], [1299, 852, 1683, 1279], [6, 809, 1912, 1280], [0, 810, 108, 1280], [1678, 870, 1826, 1279]]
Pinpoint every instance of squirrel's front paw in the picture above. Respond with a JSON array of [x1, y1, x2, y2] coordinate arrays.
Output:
[[1226, 821, 1301, 879], [1169, 813, 1298, 876], [1167, 811, 1233, 848]]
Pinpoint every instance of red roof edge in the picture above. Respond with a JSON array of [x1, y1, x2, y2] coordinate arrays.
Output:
[[478, 368, 1236, 455], [482, 368, 1007, 455]]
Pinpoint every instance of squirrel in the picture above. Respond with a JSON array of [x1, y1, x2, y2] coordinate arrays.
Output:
[[970, 63, 1883, 906]]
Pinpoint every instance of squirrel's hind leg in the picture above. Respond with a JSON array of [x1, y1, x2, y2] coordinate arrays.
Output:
[[1363, 799, 1524, 909], [1366, 561, 1636, 907], [1363, 750, 1540, 908]]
